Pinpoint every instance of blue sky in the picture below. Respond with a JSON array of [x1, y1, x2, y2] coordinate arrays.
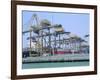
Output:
[[22, 11, 90, 48]]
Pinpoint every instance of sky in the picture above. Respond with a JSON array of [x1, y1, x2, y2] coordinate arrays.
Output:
[[22, 10, 90, 48]]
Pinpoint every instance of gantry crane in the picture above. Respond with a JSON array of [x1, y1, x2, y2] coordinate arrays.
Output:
[[23, 14, 41, 56], [23, 14, 52, 56]]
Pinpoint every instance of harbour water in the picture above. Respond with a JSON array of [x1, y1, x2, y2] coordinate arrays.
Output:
[[22, 61, 89, 69]]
